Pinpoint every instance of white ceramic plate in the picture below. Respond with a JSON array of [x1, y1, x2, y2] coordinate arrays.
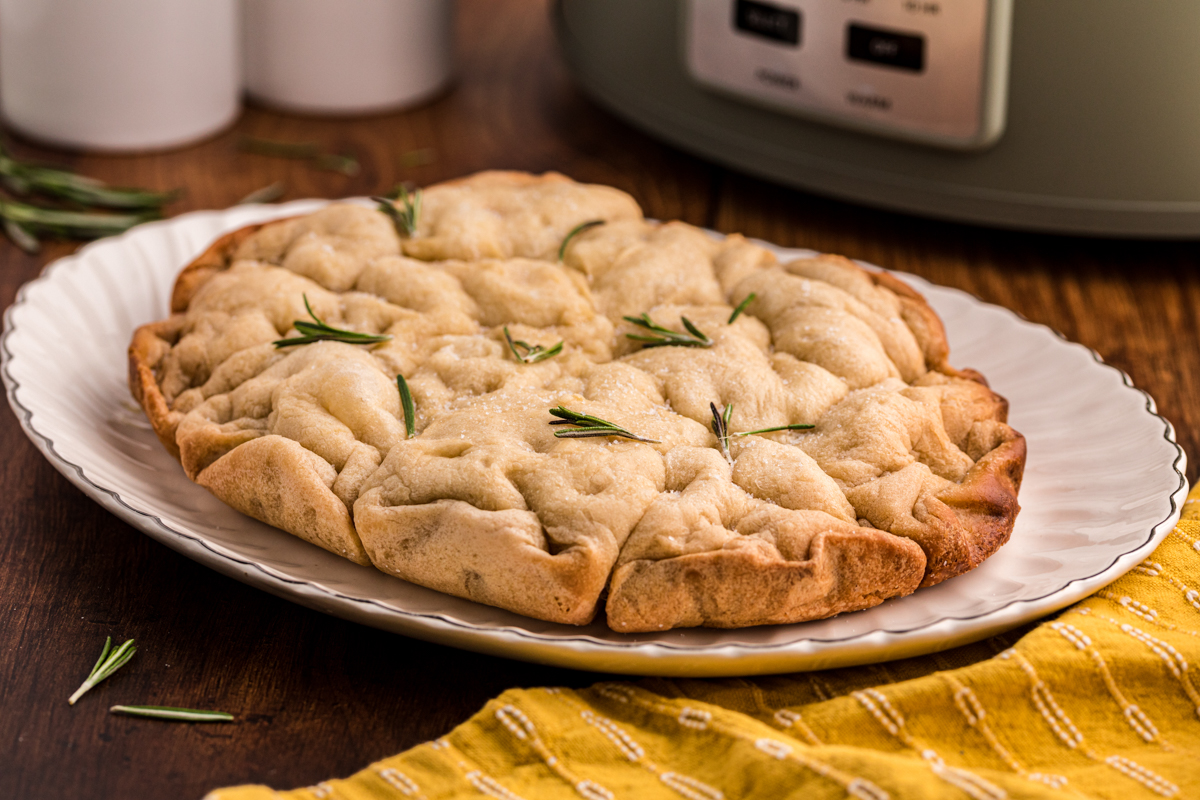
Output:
[[3, 201, 1187, 677]]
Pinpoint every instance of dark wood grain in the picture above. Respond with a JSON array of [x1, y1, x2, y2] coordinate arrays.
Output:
[[1, 1, 1196, 797]]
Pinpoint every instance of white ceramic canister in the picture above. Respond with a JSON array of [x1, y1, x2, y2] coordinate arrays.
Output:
[[0, 0, 241, 152], [243, 0, 455, 115]]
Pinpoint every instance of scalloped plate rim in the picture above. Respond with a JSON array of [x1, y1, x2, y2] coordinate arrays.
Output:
[[2, 199, 1187, 676]]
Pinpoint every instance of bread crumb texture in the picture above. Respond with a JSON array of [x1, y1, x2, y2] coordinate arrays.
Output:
[[129, 171, 1024, 631]]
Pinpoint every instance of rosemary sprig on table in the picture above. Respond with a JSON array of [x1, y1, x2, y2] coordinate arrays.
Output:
[[503, 326, 563, 364], [623, 313, 712, 348], [0, 144, 176, 210], [0, 198, 157, 253], [397, 375, 416, 439], [728, 293, 756, 324], [69, 637, 136, 705], [549, 406, 659, 443], [238, 181, 287, 205], [313, 153, 361, 176], [3, 218, 40, 254], [274, 295, 392, 348], [710, 402, 734, 465], [736, 422, 815, 436], [374, 184, 422, 237], [237, 136, 360, 176], [110, 705, 233, 723], [558, 219, 604, 262], [398, 148, 435, 168]]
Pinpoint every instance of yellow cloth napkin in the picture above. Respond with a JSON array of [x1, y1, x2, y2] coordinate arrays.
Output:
[[211, 487, 1200, 800]]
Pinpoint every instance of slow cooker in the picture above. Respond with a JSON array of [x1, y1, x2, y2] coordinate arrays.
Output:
[[555, 0, 1200, 237]]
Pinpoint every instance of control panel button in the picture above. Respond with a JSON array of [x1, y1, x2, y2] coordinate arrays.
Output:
[[846, 23, 925, 72], [734, 0, 801, 46]]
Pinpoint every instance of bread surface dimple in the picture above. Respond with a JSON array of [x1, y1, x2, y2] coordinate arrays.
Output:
[[130, 170, 1023, 631]]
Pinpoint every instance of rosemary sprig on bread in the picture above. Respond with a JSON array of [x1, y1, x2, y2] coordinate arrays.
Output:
[[503, 327, 563, 364], [549, 407, 658, 443], [274, 294, 392, 348], [558, 219, 604, 262], [623, 313, 712, 348], [374, 184, 422, 237]]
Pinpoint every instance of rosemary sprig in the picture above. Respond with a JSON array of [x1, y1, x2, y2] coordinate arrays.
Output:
[[558, 219, 604, 262], [736, 423, 815, 436], [314, 153, 361, 176], [503, 326, 563, 364], [549, 406, 659, 443], [710, 402, 734, 465], [274, 294, 392, 348], [728, 293, 756, 324], [238, 137, 360, 176], [0, 144, 176, 210], [0, 198, 157, 240], [4, 218, 40, 254], [238, 181, 286, 205], [397, 375, 415, 439], [110, 705, 234, 723], [69, 637, 136, 705], [374, 185, 421, 237], [623, 313, 712, 348], [398, 148, 435, 168]]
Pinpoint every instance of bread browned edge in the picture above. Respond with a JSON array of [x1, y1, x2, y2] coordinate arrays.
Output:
[[869, 268, 1025, 585], [606, 528, 928, 632], [127, 220, 286, 460]]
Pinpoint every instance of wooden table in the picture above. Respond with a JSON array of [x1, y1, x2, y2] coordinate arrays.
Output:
[[3, 2, 1196, 796]]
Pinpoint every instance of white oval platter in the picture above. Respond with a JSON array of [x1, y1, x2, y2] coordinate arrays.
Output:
[[2, 200, 1187, 677]]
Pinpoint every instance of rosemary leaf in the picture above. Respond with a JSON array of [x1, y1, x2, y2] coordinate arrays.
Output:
[[238, 182, 287, 205], [69, 637, 136, 705], [623, 313, 712, 348], [0, 199, 156, 239], [736, 423, 815, 436], [558, 219, 604, 263], [110, 705, 234, 723], [728, 293, 756, 324], [0, 144, 176, 210], [274, 294, 392, 348], [374, 185, 421, 237], [314, 153, 360, 176], [397, 375, 415, 439], [710, 402, 734, 465], [239, 137, 360, 176], [503, 326, 563, 364], [398, 148, 435, 168], [4, 218, 40, 254], [549, 406, 658, 443]]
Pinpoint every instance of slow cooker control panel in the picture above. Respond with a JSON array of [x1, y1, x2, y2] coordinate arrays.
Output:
[[685, 0, 1011, 149]]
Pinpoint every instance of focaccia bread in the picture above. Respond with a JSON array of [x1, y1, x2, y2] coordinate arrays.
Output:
[[129, 171, 1025, 632]]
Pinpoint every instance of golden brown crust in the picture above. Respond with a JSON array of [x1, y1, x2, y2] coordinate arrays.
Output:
[[128, 316, 186, 459], [869, 269, 953, 372], [926, 425, 1025, 585], [127, 171, 1025, 631], [194, 435, 371, 565], [170, 220, 283, 312], [606, 528, 926, 632]]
